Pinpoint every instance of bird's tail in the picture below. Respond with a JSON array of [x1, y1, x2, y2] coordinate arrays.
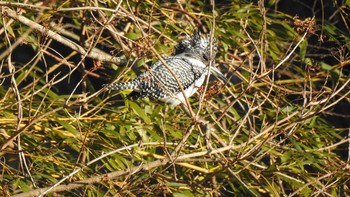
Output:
[[104, 80, 140, 91]]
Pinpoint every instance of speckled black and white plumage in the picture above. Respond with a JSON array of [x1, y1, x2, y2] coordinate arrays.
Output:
[[105, 30, 225, 107]]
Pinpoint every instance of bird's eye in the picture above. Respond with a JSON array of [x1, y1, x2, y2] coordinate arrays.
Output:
[[203, 54, 209, 61]]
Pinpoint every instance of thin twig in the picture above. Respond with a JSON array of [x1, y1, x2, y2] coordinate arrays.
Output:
[[2, 7, 126, 65]]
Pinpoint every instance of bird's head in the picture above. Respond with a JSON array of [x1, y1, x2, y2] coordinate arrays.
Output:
[[175, 30, 217, 63]]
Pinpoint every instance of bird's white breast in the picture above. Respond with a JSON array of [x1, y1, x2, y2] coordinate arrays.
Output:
[[159, 56, 208, 107]]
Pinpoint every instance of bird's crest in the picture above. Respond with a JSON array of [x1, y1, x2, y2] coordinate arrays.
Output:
[[174, 30, 217, 58]]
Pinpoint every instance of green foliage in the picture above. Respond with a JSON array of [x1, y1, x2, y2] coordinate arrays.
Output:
[[0, 0, 350, 196]]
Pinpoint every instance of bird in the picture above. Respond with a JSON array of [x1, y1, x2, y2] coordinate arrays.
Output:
[[104, 30, 227, 107]]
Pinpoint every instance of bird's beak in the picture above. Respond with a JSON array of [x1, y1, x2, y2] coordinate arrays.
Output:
[[210, 67, 228, 83]]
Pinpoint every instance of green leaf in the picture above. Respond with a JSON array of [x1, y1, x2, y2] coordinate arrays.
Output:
[[56, 119, 79, 137], [299, 40, 308, 61], [127, 101, 151, 124], [125, 32, 142, 40], [173, 191, 195, 197], [18, 180, 31, 192]]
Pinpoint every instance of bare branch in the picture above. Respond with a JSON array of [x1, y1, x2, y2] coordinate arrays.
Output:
[[2, 7, 126, 65]]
